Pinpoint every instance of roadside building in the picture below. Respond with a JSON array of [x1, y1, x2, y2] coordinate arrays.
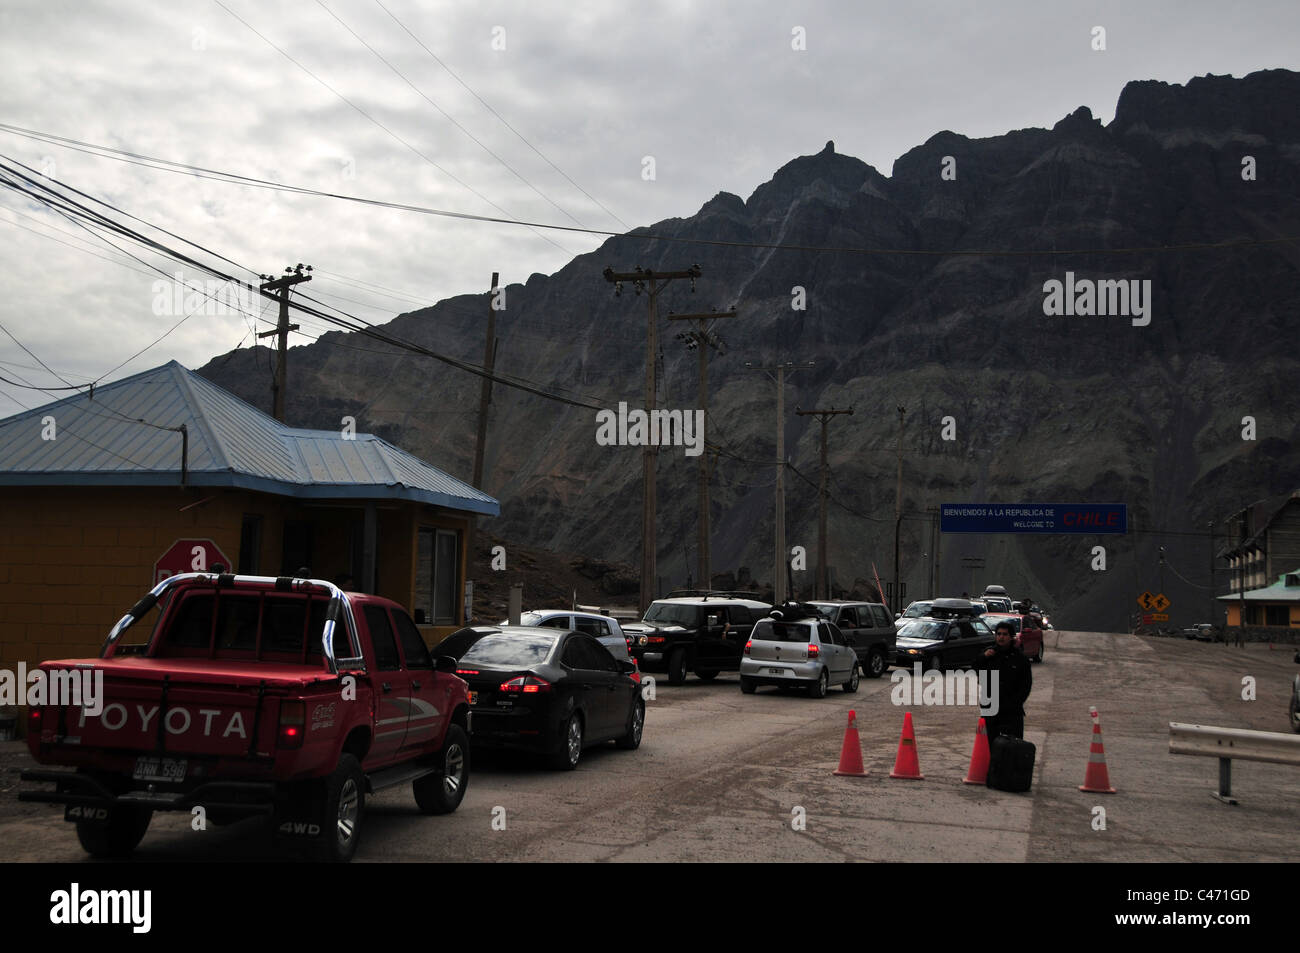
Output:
[[1217, 569, 1300, 630], [1217, 490, 1300, 596], [0, 360, 498, 676]]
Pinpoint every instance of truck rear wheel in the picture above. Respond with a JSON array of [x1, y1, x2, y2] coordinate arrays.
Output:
[[414, 724, 470, 814], [75, 806, 152, 858], [317, 754, 365, 862]]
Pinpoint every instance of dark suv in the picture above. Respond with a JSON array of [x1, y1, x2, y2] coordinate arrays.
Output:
[[807, 600, 897, 678], [623, 595, 772, 684]]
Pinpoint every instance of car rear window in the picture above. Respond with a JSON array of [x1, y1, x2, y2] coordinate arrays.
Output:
[[460, 633, 558, 668], [751, 620, 811, 643]]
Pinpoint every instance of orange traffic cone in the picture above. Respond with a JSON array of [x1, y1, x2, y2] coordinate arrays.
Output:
[[962, 717, 991, 785], [833, 710, 868, 777], [1079, 706, 1117, 793], [889, 711, 924, 779]]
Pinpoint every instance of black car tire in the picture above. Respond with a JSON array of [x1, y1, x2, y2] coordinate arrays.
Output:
[[616, 699, 645, 750], [808, 668, 829, 699], [695, 669, 718, 681], [549, 712, 583, 770], [1290, 688, 1300, 734], [667, 649, 688, 685], [413, 724, 469, 814], [864, 648, 887, 679], [1035, 644, 1044, 664], [843, 664, 859, 693], [75, 805, 152, 858], [926, 653, 943, 673], [317, 754, 365, 862], [740, 676, 757, 694]]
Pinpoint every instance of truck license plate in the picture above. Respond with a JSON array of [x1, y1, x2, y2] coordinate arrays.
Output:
[[132, 756, 187, 783]]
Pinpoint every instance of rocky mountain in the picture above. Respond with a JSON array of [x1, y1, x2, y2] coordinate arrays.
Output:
[[199, 69, 1300, 632]]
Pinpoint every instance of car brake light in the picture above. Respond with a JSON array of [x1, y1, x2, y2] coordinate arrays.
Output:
[[500, 675, 551, 694], [456, 668, 479, 675], [807, 643, 820, 657], [743, 640, 752, 656], [278, 700, 305, 749]]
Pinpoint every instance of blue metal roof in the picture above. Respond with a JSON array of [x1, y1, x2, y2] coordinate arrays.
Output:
[[0, 361, 499, 516]]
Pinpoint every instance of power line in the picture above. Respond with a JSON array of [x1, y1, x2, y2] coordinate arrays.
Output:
[[371, 0, 630, 231], [314, 0, 589, 229], [211, 0, 573, 257]]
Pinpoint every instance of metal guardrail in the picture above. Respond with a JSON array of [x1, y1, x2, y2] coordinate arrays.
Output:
[[1168, 721, 1300, 804]]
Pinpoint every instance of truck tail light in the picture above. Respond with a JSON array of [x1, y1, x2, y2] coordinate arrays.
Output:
[[743, 640, 752, 656], [807, 643, 820, 658], [278, 701, 305, 749], [499, 675, 551, 694], [647, 636, 665, 645]]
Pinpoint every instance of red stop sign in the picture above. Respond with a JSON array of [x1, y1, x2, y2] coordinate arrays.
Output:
[[155, 539, 233, 584]]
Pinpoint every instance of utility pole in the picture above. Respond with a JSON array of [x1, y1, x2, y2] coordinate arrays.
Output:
[[795, 406, 853, 599], [604, 265, 701, 611], [1208, 520, 1216, 626], [893, 405, 905, 606], [669, 307, 736, 590], [747, 361, 814, 605], [927, 505, 941, 596], [472, 272, 499, 491], [258, 264, 312, 422]]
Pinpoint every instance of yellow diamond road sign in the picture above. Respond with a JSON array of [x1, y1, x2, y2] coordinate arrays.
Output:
[[1137, 591, 1155, 611], [1152, 593, 1170, 612]]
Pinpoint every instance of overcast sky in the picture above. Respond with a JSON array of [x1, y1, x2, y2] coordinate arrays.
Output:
[[1, 0, 1297, 414]]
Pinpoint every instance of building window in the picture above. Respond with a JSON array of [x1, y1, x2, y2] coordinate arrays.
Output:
[[1264, 605, 1289, 627], [239, 514, 263, 574], [414, 528, 461, 625]]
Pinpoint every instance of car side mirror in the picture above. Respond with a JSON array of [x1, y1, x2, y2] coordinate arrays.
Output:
[[618, 659, 637, 675], [894, 613, 901, 619], [435, 655, 458, 673]]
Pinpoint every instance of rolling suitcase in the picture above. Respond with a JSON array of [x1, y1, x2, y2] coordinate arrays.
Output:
[[986, 735, 1036, 792]]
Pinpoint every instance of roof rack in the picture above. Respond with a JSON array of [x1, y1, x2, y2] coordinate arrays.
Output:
[[663, 588, 764, 601]]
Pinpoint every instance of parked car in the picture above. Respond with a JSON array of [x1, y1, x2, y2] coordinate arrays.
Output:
[[739, 606, 859, 697], [623, 594, 771, 684], [1183, 623, 1219, 642], [807, 600, 896, 677], [20, 573, 470, 862], [455, 627, 643, 769], [895, 615, 997, 670]]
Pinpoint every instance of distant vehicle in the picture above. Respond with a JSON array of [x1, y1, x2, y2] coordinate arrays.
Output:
[[623, 595, 772, 684], [895, 615, 996, 671], [1183, 623, 1218, 642], [455, 627, 643, 769], [739, 607, 859, 697], [895, 600, 935, 628], [807, 600, 896, 677], [507, 610, 634, 662], [982, 596, 1014, 614], [984, 613, 1044, 663]]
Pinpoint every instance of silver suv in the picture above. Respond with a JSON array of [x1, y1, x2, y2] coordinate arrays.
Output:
[[739, 612, 859, 697]]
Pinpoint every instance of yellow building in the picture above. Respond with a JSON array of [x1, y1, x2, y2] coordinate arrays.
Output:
[[0, 361, 498, 679]]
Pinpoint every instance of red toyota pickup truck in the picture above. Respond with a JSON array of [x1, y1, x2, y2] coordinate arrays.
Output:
[[20, 573, 470, 861]]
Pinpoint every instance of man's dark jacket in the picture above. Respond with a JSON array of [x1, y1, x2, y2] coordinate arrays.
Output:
[[976, 640, 1032, 720]]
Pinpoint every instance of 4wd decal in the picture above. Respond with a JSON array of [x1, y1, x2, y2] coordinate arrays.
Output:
[[311, 702, 337, 731]]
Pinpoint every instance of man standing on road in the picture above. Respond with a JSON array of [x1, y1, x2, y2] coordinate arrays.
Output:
[[977, 621, 1032, 739]]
